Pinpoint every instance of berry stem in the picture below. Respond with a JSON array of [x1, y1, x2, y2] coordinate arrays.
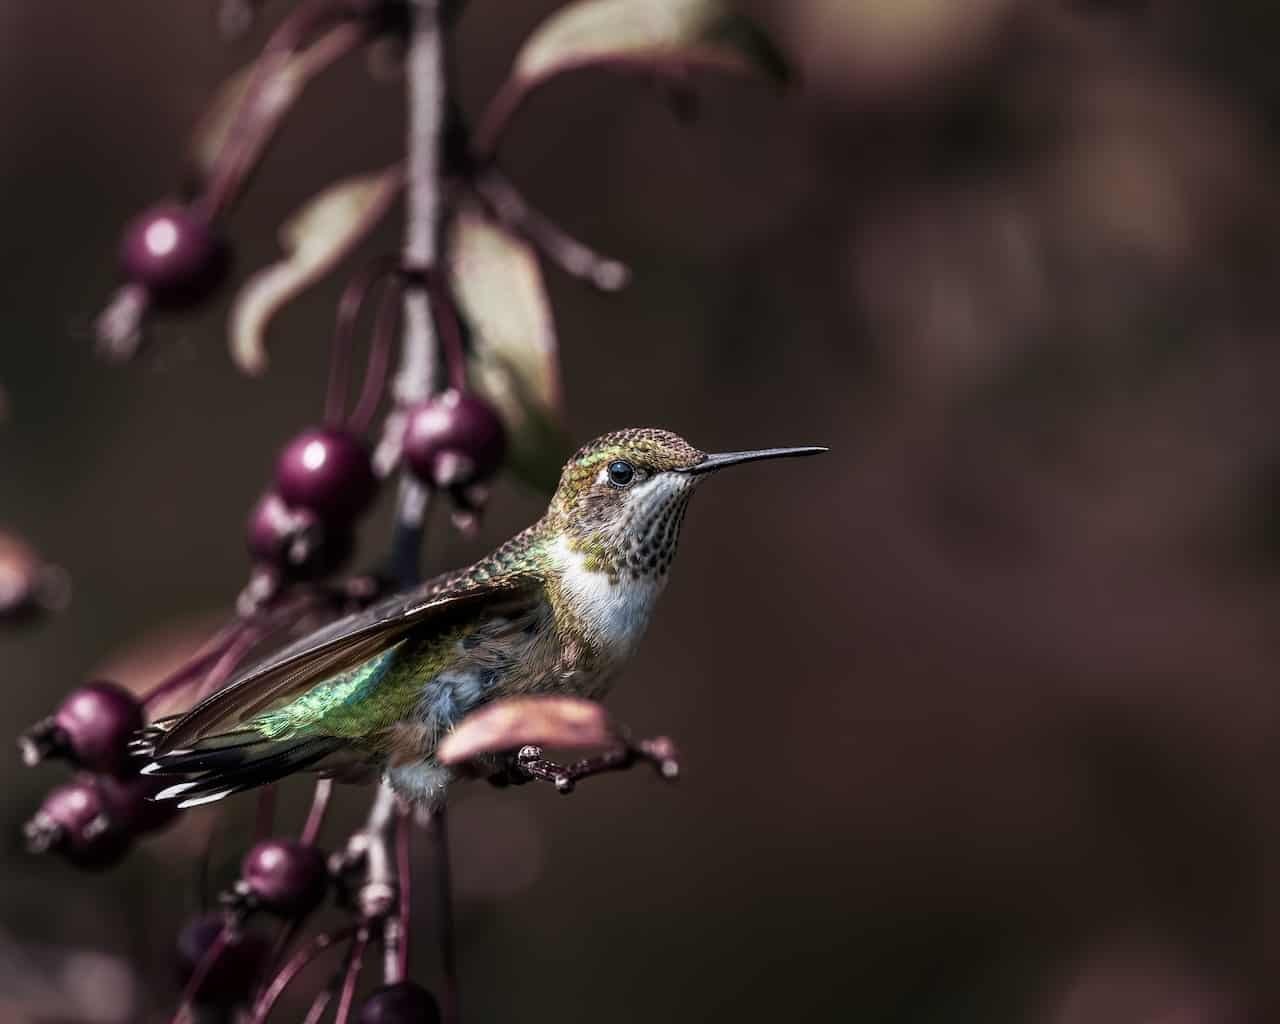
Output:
[[301, 778, 334, 847], [201, 0, 369, 220], [348, 268, 401, 435], [169, 915, 234, 1024], [333, 925, 372, 1024], [140, 621, 242, 710], [424, 268, 468, 392], [327, 258, 400, 432], [250, 925, 356, 1023], [474, 169, 630, 291], [471, 77, 526, 165]]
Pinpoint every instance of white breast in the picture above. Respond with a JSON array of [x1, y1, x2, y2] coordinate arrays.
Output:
[[553, 535, 664, 656]]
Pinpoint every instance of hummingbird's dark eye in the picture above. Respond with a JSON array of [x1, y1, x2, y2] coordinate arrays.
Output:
[[606, 460, 635, 488]]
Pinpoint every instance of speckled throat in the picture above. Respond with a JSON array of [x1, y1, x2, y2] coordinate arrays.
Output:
[[564, 475, 695, 584]]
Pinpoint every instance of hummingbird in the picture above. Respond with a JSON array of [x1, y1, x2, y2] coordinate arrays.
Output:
[[139, 428, 826, 808]]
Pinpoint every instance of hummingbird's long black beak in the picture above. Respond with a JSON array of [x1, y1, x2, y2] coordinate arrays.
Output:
[[679, 445, 829, 476]]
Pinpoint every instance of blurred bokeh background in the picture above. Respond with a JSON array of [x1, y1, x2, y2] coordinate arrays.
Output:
[[6, 0, 1280, 1020]]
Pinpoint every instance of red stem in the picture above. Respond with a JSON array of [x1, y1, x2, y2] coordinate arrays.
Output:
[[251, 925, 357, 1024], [200, 0, 368, 219], [472, 78, 527, 164], [169, 918, 234, 1024], [303, 983, 336, 1024], [140, 621, 243, 710], [327, 258, 400, 430], [423, 268, 468, 392], [346, 266, 403, 434], [301, 778, 334, 847], [333, 926, 372, 1024]]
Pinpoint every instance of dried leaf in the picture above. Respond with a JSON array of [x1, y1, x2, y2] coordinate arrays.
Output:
[[512, 0, 789, 91], [448, 203, 571, 492], [437, 697, 615, 765], [229, 166, 402, 375]]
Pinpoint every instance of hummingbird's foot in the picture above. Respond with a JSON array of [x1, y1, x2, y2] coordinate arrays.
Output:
[[508, 736, 680, 794]]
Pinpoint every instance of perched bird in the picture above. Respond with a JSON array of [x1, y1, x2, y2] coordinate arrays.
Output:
[[139, 428, 825, 808]]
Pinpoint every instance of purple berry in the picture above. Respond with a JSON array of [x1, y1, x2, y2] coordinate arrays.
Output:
[[20, 681, 144, 775], [403, 390, 506, 489], [358, 982, 442, 1024], [176, 913, 271, 1007], [119, 202, 228, 308], [274, 427, 377, 526], [246, 491, 353, 579], [98, 773, 181, 835], [241, 838, 329, 916], [23, 777, 131, 869]]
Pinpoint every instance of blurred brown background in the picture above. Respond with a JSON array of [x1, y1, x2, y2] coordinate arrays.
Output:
[[6, 0, 1280, 1020]]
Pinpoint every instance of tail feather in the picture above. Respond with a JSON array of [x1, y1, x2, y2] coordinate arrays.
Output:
[[143, 732, 345, 809], [139, 730, 276, 777]]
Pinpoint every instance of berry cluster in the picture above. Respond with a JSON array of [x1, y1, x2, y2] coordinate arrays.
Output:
[[21, 682, 176, 867], [16, 0, 787, 1017]]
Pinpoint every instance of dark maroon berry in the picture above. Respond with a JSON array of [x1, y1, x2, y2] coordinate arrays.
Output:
[[98, 773, 181, 835], [358, 981, 442, 1024], [23, 777, 131, 869], [176, 913, 272, 1007], [402, 390, 506, 489], [118, 202, 228, 308], [274, 427, 377, 525], [20, 681, 143, 775], [241, 838, 329, 916], [246, 491, 353, 579]]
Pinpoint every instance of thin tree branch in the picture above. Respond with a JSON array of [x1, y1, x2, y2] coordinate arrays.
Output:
[[387, 0, 448, 587], [511, 737, 681, 794]]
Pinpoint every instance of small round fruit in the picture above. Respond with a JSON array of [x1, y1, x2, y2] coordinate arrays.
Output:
[[357, 981, 442, 1024], [20, 681, 143, 775], [98, 774, 181, 835], [241, 838, 329, 916], [23, 777, 131, 869], [274, 427, 377, 525], [119, 203, 229, 307], [245, 491, 353, 579], [175, 913, 272, 1008], [402, 390, 505, 489]]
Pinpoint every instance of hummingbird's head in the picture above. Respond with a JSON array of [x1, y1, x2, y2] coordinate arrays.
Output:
[[548, 428, 827, 581]]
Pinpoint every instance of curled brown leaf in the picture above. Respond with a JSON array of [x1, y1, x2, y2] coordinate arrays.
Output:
[[437, 696, 616, 765], [229, 165, 403, 375]]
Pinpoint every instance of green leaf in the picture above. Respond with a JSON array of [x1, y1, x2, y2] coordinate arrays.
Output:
[[447, 202, 570, 494], [229, 166, 402, 375], [512, 0, 789, 89]]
